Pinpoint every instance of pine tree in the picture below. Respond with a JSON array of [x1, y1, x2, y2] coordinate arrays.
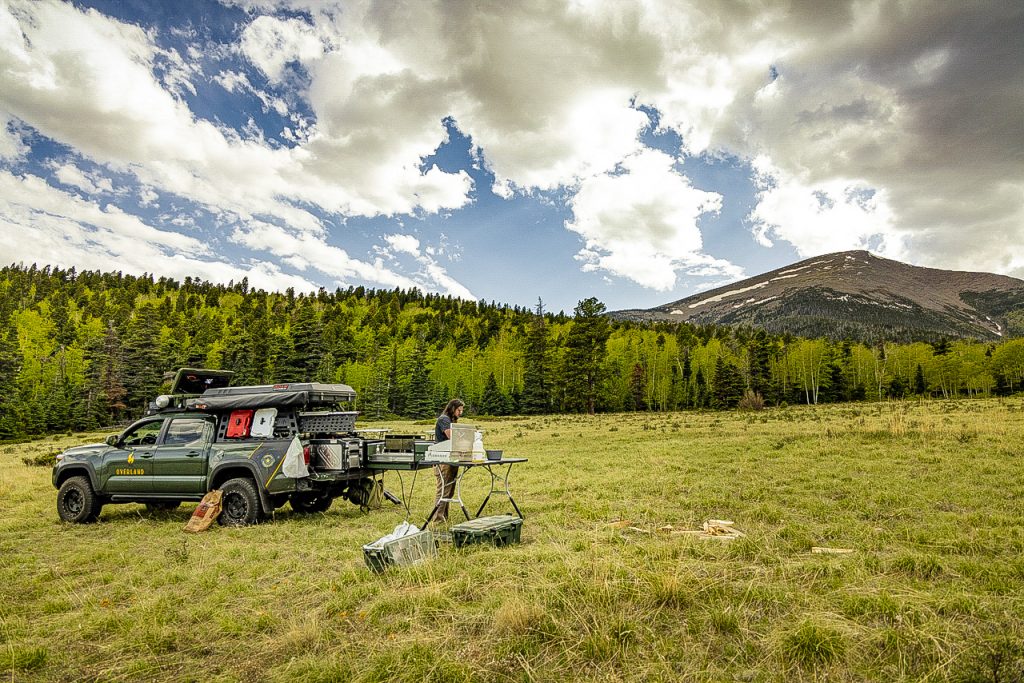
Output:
[[83, 321, 129, 426], [480, 372, 511, 415], [49, 291, 77, 347], [561, 298, 611, 414], [711, 356, 745, 409], [747, 330, 772, 400], [629, 363, 648, 411], [316, 351, 336, 383], [122, 303, 163, 413], [289, 299, 324, 381], [0, 314, 22, 439], [405, 339, 435, 419], [521, 298, 551, 414]]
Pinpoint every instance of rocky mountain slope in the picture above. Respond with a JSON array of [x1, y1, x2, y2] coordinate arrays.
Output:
[[612, 250, 1024, 342]]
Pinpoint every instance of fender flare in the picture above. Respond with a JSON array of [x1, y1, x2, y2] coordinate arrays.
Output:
[[53, 463, 100, 492], [208, 461, 274, 515]]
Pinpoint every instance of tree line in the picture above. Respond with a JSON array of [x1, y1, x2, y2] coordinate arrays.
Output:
[[2, 263, 1023, 440]]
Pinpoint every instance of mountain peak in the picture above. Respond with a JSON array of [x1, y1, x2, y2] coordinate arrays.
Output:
[[612, 251, 1024, 342]]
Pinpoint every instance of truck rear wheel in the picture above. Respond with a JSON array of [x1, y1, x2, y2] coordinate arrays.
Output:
[[57, 476, 102, 523], [218, 478, 264, 526]]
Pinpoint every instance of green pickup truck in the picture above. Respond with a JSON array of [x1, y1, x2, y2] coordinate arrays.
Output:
[[52, 369, 391, 525]]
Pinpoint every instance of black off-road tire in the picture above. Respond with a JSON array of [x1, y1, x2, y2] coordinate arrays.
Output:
[[57, 476, 103, 523], [145, 501, 181, 512], [218, 478, 264, 526], [290, 491, 334, 514]]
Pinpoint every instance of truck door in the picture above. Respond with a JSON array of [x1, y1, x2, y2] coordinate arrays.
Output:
[[101, 418, 164, 493], [152, 417, 214, 494]]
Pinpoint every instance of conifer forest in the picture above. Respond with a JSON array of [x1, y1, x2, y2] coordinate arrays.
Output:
[[2, 263, 1024, 440]]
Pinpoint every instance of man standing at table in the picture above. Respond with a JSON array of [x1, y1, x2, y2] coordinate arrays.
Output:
[[430, 398, 464, 525]]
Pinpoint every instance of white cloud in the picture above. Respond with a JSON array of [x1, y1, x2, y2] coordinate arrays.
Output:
[[566, 149, 739, 290], [0, 114, 27, 161], [53, 163, 114, 195], [748, 157, 904, 259], [239, 15, 326, 83], [374, 232, 475, 299], [0, 170, 317, 289], [0, 0, 473, 226], [2, 0, 1022, 301], [138, 187, 159, 207], [383, 233, 421, 256], [711, 1, 1024, 275]]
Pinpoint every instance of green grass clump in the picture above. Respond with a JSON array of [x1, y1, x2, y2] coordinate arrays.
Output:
[[0, 646, 48, 672], [779, 620, 846, 670], [2, 399, 1023, 681]]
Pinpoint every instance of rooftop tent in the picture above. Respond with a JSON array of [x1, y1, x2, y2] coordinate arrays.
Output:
[[187, 382, 357, 411], [168, 368, 234, 395]]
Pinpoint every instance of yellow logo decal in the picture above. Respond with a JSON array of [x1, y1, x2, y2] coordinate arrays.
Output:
[[127, 452, 135, 464]]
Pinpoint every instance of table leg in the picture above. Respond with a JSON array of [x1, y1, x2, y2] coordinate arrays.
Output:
[[475, 462, 524, 519], [454, 465, 471, 521]]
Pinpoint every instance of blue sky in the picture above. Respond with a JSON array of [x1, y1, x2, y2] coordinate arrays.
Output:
[[1, 1, 1021, 314]]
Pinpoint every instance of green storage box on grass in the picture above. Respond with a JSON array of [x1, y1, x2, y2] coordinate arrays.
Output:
[[451, 515, 523, 548], [363, 529, 437, 572]]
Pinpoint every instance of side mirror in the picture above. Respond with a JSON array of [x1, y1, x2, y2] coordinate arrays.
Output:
[[105, 435, 119, 447]]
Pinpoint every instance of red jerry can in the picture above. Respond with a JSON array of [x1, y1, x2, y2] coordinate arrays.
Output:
[[226, 409, 254, 438]]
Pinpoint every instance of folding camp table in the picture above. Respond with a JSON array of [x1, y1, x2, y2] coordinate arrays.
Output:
[[422, 457, 528, 527]]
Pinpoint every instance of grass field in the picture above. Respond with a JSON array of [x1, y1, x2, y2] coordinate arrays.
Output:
[[3, 399, 1024, 682]]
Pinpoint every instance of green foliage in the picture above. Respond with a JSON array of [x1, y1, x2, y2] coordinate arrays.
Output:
[[521, 298, 552, 415], [1, 263, 1024, 441], [479, 372, 512, 415], [21, 449, 59, 467], [561, 297, 611, 414]]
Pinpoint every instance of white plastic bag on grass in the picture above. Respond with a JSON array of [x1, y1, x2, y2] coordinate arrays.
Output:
[[367, 521, 420, 549]]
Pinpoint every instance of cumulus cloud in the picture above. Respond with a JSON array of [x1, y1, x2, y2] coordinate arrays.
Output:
[[566, 149, 739, 290], [53, 163, 114, 195], [375, 232, 475, 300], [748, 157, 904, 260], [0, 170, 317, 289], [0, 0, 478, 296], [0, 114, 27, 161], [383, 233, 421, 256], [711, 1, 1024, 275], [2, 0, 1022, 303], [239, 14, 326, 83], [0, 1, 473, 222]]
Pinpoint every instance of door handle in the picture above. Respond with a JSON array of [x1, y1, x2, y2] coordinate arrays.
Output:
[[185, 451, 201, 457], [137, 453, 154, 459]]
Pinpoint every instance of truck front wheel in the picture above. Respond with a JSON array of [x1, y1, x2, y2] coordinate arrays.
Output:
[[218, 478, 264, 526], [290, 491, 333, 514], [57, 476, 103, 523]]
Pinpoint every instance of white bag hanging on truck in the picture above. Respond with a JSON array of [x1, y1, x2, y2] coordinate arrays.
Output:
[[282, 436, 309, 479], [250, 408, 277, 438]]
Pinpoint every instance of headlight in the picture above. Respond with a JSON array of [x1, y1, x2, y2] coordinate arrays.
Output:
[[55, 452, 66, 462], [154, 395, 171, 409]]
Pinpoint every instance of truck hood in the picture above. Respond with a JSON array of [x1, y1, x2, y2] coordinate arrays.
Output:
[[60, 443, 108, 459]]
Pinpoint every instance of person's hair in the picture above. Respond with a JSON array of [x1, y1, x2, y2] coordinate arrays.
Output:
[[443, 399, 465, 420]]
